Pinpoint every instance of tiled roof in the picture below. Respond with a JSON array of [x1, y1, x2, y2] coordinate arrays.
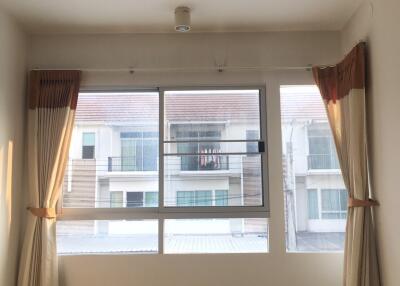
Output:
[[280, 87, 327, 122], [75, 88, 327, 124], [76, 93, 159, 123]]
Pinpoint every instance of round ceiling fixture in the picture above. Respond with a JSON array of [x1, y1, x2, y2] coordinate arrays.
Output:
[[175, 6, 191, 32]]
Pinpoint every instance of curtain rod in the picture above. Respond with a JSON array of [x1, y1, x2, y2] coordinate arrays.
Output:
[[32, 65, 314, 73]]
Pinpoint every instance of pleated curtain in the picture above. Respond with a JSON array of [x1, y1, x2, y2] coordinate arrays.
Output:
[[313, 43, 381, 286], [18, 70, 81, 286]]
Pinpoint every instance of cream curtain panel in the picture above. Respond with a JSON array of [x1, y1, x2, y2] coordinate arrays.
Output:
[[18, 70, 81, 286], [313, 43, 380, 286]]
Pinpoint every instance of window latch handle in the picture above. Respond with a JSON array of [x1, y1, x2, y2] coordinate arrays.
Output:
[[258, 141, 265, 153]]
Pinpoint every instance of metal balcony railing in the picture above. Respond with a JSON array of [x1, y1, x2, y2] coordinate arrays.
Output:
[[307, 154, 340, 170], [108, 155, 229, 172], [180, 155, 229, 171]]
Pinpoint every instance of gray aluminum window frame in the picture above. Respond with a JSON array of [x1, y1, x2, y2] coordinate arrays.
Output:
[[59, 86, 269, 255]]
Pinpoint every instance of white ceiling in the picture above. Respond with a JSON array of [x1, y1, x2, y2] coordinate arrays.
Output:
[[0, 0, 363, 34]]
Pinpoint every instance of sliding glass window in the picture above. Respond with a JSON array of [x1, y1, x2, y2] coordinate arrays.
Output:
[[57, 88, 269, 255]]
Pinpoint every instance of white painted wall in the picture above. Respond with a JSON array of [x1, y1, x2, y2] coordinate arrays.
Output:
[[29, 31, 343, 286], [341, 1, 400, 285], [0, 9, 27, 286]]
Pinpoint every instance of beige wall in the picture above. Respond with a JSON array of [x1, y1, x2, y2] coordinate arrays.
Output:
[[0, 9, 27, 286], [29, 32, 345, 286], [341, 1, 400, 285], [29, 31, 340, 87]]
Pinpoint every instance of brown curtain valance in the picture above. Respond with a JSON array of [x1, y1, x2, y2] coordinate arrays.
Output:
[[313, 43, 366, 102], [29, 70, 81, 110]]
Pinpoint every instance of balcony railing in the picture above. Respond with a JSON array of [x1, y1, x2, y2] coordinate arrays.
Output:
[[307, 154, 340, 170], [181, 155, 229, 171], [108, 157, 157, 172], [108, 156, 229, 172]]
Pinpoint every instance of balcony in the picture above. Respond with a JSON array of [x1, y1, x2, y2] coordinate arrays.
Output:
[[307, 154, 340, 170], [180, 154, 229, 171], [108, 155, 229, 172]]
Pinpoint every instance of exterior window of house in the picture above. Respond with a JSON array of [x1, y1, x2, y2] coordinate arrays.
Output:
[[119, 132, 158, 171], [145, 192, 158, 207], [58, 89, 268, 255], [280, 85, 347, 252], [176, 191, 212, 206], [82, 132, 95, 159], [307, 189, 319, 219], [308, 127, 339, 170], [215, 190, 229, 206], [321, 189, 347, 219], [176, 191, 194, 206], [110, 191, 123, 208], [126, 192, 144, 207]]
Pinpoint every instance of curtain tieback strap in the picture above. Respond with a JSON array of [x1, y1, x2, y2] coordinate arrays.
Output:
[[348, 198, 379, 208], [27, 207, 57, 219]]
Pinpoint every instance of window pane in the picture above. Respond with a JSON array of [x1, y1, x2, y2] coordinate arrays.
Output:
[[127, 192, 144, 208], [164, 154, 263, 207], [82, 146, 95, 159], [340, 189, 348, 211], [82, 132, 95, 159], [321, 189, 340, 211], [164, 218, 268, 254], [307, 124, 340, 170], [110, 191, 123, 208], [83, 132, 95, 146], [215, 190, 229, 206], [195, 191, 212, 206], [307, 189, 319, 219], [321, 213, 341, 219], [143, 139, 158, 171], [246, 130, 259, 153], [309, 137, 331, 154], [121, 138, 138, 171], [280, 85, 346, 252], [62, 92, 159, 208], [163, 89, 264, 208], [176, 191, 195, 206], [145, 192, 158, 207], [57, 220, 158, 254]]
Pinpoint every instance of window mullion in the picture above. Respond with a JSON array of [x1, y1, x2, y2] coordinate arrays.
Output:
[[159, 89, 165, 210], [158, 218, 164, 254]]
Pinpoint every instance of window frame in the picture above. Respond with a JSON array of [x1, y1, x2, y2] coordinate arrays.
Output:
[[59, 86, 269, 255]]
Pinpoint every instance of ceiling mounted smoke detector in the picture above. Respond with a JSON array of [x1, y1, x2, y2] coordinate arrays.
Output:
[[175, 6, 191, 32]]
